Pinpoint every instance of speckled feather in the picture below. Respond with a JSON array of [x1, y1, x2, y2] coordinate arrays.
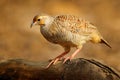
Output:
[[40, 15, 102, 48], [54, 15, 98, 34]]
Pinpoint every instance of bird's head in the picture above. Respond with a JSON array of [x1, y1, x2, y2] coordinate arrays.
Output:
[[30, 15, 53, 28]]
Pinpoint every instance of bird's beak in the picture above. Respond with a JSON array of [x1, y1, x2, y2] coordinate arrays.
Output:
[[30, 22, 34, 28], [30, 21, 37, 28]]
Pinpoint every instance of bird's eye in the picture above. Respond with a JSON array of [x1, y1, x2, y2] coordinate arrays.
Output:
[[38, 19, 40, 21]]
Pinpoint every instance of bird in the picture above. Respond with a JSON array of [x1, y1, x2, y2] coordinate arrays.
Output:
[[30, 14, 111, 68]]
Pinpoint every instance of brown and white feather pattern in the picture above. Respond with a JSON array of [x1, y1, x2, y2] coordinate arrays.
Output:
[[54, 15, 97, 34], [40, 15, 102, 48]]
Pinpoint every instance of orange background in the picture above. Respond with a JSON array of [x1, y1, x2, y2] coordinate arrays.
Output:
[[0, 0, 120, 72]]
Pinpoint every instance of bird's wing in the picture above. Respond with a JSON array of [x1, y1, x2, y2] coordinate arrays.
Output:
[[54, 15, 99, 36]]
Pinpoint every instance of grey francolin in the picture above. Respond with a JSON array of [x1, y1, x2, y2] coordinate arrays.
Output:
[[30, 14, 111, 68]]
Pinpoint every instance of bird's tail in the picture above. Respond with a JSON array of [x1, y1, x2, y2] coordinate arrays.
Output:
[[101, 38, 111, 48]]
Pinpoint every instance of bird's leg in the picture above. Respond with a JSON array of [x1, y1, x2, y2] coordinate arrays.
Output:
[[63, 46, 82, 63], [46, 47, 70, 68]]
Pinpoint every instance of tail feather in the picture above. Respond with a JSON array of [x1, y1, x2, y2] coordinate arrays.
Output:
[[101, 39, 111, 48]]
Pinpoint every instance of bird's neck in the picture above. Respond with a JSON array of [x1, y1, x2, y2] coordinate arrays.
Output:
[[40, 16, 54, 32]]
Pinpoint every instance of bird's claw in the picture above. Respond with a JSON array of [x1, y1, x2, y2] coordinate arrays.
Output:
[[63, 57, 71, 63], [46, 57, 72, 68], [46, 58, 60, 69]]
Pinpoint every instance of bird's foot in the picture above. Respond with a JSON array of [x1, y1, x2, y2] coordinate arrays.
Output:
[[63, 56, 72, 63], [63, 48, 81, 63], [46, 57, 61, 69]]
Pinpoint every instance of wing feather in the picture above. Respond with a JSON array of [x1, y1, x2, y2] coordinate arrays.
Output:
[[54, 15, 98, 36]]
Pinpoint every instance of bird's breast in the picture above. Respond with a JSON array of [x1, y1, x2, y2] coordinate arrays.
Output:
[[40, 25, 90, 47], [40, 25, 62, 43]]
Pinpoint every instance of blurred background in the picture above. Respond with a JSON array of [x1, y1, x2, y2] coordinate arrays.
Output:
[[0, 0, 120, 72]]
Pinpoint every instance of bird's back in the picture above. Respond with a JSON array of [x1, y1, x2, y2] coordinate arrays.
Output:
[[54, 15, 97, 34], [54, 15, 102, 42]]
